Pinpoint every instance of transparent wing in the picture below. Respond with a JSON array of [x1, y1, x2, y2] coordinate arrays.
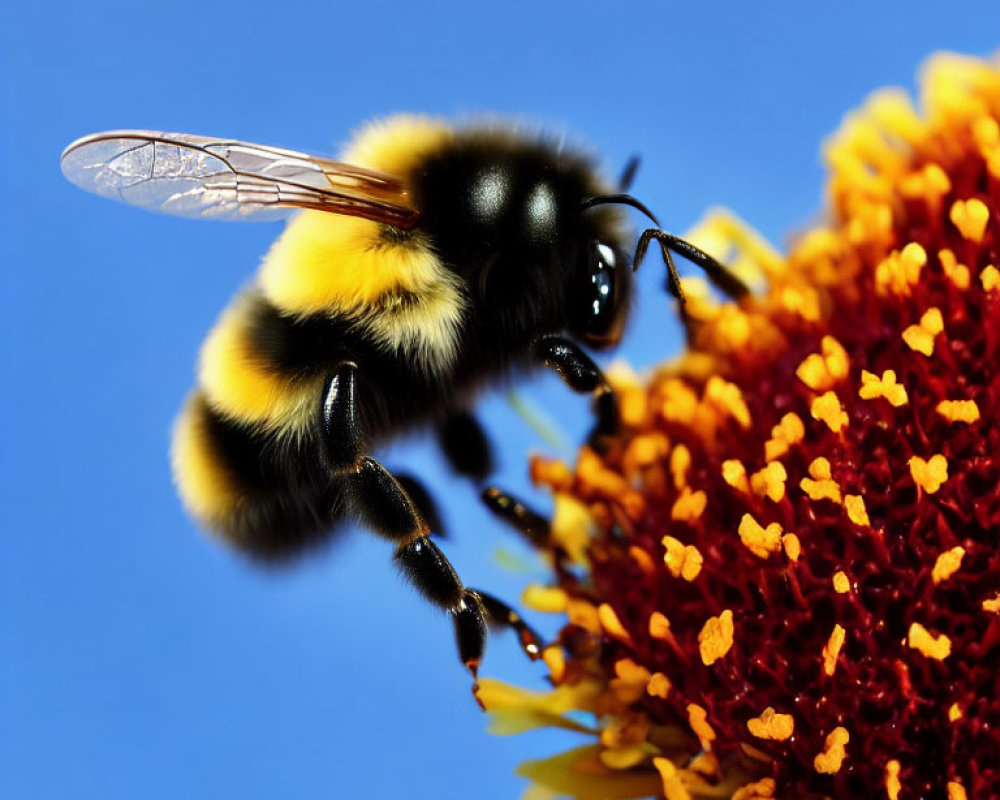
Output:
[[60, 130, 420, 228]]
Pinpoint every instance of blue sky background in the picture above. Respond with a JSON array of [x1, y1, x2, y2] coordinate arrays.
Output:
[[2, 2, 999, 799]]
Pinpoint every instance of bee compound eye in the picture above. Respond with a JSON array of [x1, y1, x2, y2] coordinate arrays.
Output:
[[578, 241, 620, 342]]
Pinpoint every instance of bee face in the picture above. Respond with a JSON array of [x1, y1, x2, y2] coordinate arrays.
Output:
[[409, 133, 633, 345]]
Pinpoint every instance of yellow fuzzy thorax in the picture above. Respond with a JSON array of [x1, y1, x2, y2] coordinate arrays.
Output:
[[198, 294, 323, 432], [257, 114, 459, 318]]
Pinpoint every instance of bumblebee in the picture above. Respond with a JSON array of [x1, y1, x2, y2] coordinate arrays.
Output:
[[61, 116, 747, 679]]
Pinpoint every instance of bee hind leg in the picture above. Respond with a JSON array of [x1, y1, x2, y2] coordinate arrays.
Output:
[[472, 589, 544, 660], [322, 362, 488, 680], [534, 335, 619, 452]]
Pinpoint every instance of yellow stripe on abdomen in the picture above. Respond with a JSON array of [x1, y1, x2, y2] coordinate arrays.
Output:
[[198, 292, 322, 433], [171, 392, 242, 530]]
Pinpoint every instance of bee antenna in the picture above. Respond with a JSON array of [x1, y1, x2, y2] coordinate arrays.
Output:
[[618, 155, 641, 192], [581, 193, 660, 226]]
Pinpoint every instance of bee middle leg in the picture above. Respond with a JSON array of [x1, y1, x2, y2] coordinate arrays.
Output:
[[437, 408, 494, 483], [534, 334, 618, 450]]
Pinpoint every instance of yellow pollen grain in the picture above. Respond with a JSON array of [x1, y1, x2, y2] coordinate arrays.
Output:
[[973, 115, 1000, 148], [671, 488, 708, 522], [598, 603, 632, 643], [876, 243, 926, 295], [813, 726, 850, 774], [801, 476, 843, 504], [909, 454, 949, 493], [540, 644, 565, 682], [845, 494, 871, 526], [936, 399, 980, 423], [698, 609, 735, 666], [948, 703, 963, 722], [908, 622, 952, 660], [746, 707, 795, 741], [722, 459, 750, 493], [653, 757, 692, 800], [981, 264, 1000, 291], [687, 703, 716, 749], [859, 369, 909, 406], [902, 307, 944, 356], [705, 376, 752, 428], [948, 782, 968, 800], [629, 545, 657, 575], [808, 456, 832, 479], [750, 461, 787, 502], [739, 514, 783, 559], [731, 778, 777, 800], [796, 336, 850, 392], [610, 658, 653, 704], [982, 593, 1000, 613], [659, 378, 700, 426], [623, 433, 669, 475], [670, 444, 692, 488], [782, 533, 801, 561], [530, 455, 573, 492], [565, 599, 601, 634], [647, 672, 671, 699], [932, 546, 966, 584], [765, 412, 805, 461], [823, 624, 846, 676], [833, 571, 851, 593], [779, 284, 821, 321], [811, 391, 849, 432], [649, 611, 673, 640], [521, 585, 568, 614], [938, 249, 971, 289], [885, 760, 902, 800], [662, 536, 704, 581], [950, 197, 990, 243]]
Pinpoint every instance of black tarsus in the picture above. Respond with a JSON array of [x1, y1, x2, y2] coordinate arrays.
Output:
[[634, 227, 751, 307], [481, 487, 550, 548], [473, 590, 544, 660]]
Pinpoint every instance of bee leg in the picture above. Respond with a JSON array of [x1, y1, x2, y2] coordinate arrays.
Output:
[[322, 364, 487, 679], [437, 409, 494, 483], [395, 473, 447, 539], [481, 486, 550, 548], [534, 335, 618, 450], [634, 227, 751, 306], [470, 589, 544, 660]]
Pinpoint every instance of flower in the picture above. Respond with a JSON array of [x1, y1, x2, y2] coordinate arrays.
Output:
[[479, 53, 1000, 800]]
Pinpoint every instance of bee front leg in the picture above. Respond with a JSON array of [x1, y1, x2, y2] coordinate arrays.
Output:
[[321, 363, 487, 678], [534, 335, 618, 450], [633, 228, 751, 328]]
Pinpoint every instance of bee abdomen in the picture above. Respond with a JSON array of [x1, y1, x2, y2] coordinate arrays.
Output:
[[172, 391, 346, 561]]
